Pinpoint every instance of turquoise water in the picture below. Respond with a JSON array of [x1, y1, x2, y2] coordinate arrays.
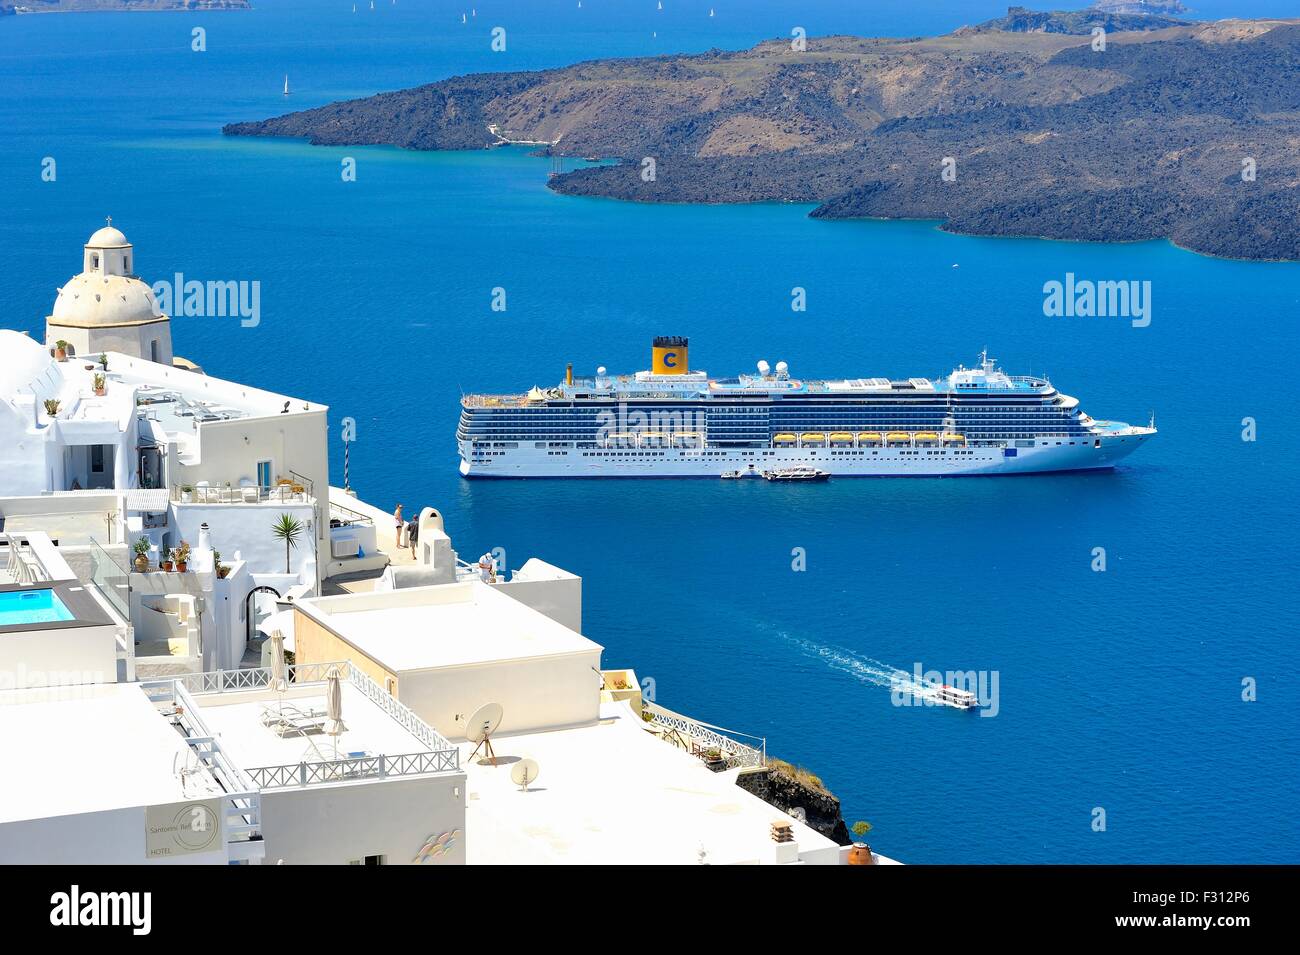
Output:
[[2, 1, 1298, 863], [0, 590, 75, 626]]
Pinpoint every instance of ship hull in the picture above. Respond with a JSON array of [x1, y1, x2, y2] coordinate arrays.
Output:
[[459, 428, 1154, 478]]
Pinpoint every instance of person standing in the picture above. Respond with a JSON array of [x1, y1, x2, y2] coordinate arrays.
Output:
[[394, 503, 404, 550]]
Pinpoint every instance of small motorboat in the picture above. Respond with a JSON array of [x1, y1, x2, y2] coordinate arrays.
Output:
[[762, 467, 829, 482]]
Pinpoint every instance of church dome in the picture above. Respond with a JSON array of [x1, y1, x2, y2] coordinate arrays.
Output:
[[86, 225, 130, 248], [51, 272, 163, 328]]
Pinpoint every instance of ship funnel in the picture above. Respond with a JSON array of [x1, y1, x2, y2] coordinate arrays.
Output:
[[566, 362, 573, 386], [652, 336, 689, 375]]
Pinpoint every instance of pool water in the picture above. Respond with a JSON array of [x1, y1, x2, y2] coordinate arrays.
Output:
[[0, 590, 75, 627]]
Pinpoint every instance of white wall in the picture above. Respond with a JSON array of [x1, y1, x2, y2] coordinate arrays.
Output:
[[172, 501, 315, 581], [258, 774, 465, 865], [496, 560, 583, 633], [399, 651, 603, 741], [0, 624, 120, 689], [0, 804, 228, 865]]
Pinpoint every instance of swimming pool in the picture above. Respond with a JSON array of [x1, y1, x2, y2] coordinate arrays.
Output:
[[0, 589, 75, 626]]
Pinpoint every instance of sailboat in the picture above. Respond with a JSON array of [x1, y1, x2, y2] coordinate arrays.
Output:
[[710, 7, 715, 16], [283, 75, 290, 96]]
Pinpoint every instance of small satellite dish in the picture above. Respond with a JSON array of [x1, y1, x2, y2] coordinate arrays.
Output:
[[466, 702, 504, 766], [757, 360, 770, 376], [511, 758, 540, 791], [597, 366, 607, 376]]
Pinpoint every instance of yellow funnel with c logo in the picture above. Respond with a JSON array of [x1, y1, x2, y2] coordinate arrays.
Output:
[[651, 336, 689, 375]]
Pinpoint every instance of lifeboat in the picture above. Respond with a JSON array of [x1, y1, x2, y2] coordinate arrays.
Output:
[[673, 431, 702, 447], [857, 432, 882, 445], [773, 433, 797, 447], [638, 431, 667, 446], [914, 431, 939, 444], [829, 432, 854, 446], [800, 432, 826, 446], [942, 433, 966, 445], [886, 432, 911, 446], [603, 432, 635, 447]]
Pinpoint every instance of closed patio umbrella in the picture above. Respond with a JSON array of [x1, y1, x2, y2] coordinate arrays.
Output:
[[268, 630, 288, 693], [325, 664, 347, 758]]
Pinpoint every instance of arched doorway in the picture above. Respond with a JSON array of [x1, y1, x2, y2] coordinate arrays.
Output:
[[243, 585, 282, 643]]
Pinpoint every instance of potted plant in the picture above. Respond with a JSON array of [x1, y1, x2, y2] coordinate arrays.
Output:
[[43, 398, 61, 419], [848, 821, 875, 866], [173, 541, 191, 573], [703, 747, 727, 772], [213, 550, 231, 579], [93, 373, 106, 397], [54, 340, 69, 361], [179, 483, 194, 503], [161, 552, 174, 573], [98, 353, 109, 371], [132, 536, 151, 572]]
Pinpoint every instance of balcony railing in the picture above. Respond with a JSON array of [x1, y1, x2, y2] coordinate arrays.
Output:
[[246, 750, 456, 789], [171, 482, 312, 505], [643, 701, 766, 770]]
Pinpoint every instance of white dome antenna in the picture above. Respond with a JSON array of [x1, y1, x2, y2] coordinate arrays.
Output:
[[775, 360, 789, 378], [756, 360, 770, 376]]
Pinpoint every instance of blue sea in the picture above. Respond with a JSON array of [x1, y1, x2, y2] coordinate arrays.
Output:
[[2, 0, 1297, 863]]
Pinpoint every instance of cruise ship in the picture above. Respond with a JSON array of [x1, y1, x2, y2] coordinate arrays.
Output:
[[458, 337, 1155, 478]]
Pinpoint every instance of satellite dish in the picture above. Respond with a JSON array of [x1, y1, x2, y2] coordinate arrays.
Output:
[[596, 366, 607, 376], [466, 702, 503, 743], [466, 702, 504, 766], [511, 758, 540, 791], [757, 360, 770, 376], [775, 360, 789, 375]]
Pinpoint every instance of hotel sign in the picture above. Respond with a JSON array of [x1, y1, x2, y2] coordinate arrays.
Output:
[[145, 799, 222, 859]]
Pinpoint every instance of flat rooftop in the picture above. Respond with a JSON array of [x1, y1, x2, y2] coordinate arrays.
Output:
[[0, 683, 223, 824], [462, 705, 838, 865], [59, 350, 325, 431], [194, 681, 437, 775], [300, 581, 602, 672]]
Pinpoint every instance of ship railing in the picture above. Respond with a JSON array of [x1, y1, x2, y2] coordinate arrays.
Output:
[[643, 701, 766, 770]]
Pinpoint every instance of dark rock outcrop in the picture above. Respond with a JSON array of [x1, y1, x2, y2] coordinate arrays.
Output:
[[736, 765, 851, 846]]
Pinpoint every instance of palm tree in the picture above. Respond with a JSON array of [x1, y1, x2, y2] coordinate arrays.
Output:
[[271, 513, 304, 573]]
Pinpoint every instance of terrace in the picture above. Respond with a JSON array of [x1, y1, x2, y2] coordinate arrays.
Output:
[[146, 662, 460, 790]]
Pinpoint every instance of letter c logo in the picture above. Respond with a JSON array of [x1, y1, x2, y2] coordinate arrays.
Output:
[[664, 352, 677, 368]]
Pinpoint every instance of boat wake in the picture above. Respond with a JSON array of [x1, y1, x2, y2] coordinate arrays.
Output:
[[784, 636, 938, 702]]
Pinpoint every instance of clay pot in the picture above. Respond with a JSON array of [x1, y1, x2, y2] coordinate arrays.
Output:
[[94, 387, 106, 397], [847, 843, 875, 866], [161, 561, 174, 573], [134, 555, 148, 573], [176, 561, 188, 573]]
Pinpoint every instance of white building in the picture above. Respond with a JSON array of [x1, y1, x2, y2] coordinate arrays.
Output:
[[291, 578, 870, 864], [0, 662, 466, 865]]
